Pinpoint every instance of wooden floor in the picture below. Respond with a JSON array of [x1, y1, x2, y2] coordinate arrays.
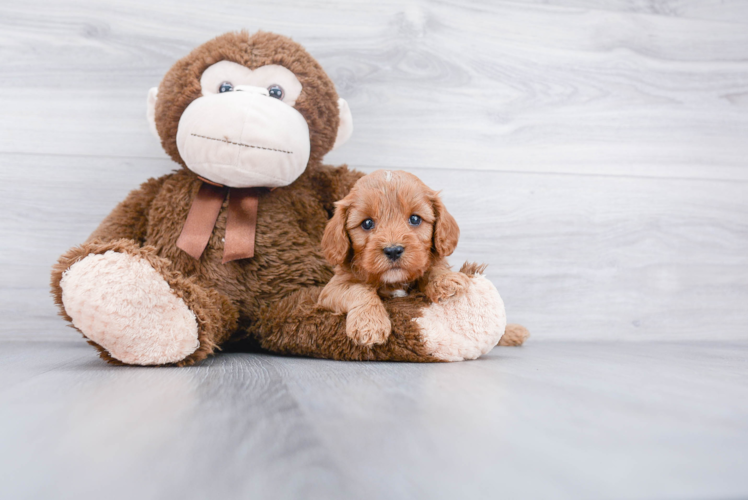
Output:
[[1, 340, 747, 499], [1, 0, 747, 498]]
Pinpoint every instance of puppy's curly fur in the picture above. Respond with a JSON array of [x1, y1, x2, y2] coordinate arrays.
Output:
[[318, 170, 472, 346]]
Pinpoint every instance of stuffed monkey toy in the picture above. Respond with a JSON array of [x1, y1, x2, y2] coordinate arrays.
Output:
[[51, 31, 528, 366]]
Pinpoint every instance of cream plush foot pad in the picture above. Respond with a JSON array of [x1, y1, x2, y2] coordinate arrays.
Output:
[[60, 251, 199, 365], [417, 274, 507, 361]]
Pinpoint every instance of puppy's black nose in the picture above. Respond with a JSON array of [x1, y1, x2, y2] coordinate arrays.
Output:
[[383, 245, 404, 261]]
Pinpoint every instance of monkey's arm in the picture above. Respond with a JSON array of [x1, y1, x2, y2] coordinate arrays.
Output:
[[86, 175, 167, 244], [311, 164, 365, 213], [330, 164, 365, 202]]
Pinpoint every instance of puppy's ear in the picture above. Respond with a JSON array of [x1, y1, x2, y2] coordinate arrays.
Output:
[[322, 198, 352, 266], [431, 192, 460, 257]]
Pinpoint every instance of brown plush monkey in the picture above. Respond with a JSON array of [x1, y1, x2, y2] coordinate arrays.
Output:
[[50, 31, 528, 366]]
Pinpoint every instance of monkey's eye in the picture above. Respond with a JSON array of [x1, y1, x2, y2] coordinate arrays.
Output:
[[361, 219, 375, 231], [268, 84, 284, 100], [219, 81, 234, 93], [409, 215, 422, 226]]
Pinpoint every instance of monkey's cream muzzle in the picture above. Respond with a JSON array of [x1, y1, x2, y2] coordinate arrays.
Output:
[[176, 87, 311, 188]]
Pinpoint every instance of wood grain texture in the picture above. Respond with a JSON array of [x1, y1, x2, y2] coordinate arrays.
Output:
[[2, 154, 747, 340], [1, 340, 747, 499], [1, 0, 747, 179], [0, 0, 747, 342]]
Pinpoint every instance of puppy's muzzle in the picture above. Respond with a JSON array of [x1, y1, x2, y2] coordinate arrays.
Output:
[[383, 245, 404, 262]]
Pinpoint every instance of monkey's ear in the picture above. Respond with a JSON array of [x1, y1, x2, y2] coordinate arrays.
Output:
[[146, 87, 159, 139], [331, 98, 353, 150], [321, 199, 352, 266], [432, 192, 460, 257]]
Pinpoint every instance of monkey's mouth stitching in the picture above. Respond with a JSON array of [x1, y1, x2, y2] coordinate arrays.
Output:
[[191, 134, 293, 155]]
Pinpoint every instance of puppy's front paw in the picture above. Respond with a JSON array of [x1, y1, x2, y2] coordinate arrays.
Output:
[[425, 271, 472, 303], [346, 304, 392, 346]]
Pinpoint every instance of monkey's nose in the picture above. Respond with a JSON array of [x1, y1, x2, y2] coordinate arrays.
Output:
[[234, 85, 270, 97], [383, 245, 404, 261]]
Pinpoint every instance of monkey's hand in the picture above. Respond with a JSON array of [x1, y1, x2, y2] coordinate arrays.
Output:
[[345, 302, 391, 346], [425, 271, 472, 304]]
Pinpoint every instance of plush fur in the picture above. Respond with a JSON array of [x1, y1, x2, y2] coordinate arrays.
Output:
[[50, 31, 527, 366], [60, 250, 200, 365]]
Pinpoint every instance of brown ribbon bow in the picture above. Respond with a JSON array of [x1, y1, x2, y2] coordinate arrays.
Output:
[[176, 180, 260, 264]]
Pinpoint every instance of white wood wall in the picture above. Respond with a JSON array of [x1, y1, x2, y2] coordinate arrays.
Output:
[[1, 0, 747, 341]]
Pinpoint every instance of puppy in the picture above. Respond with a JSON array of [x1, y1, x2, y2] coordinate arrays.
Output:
[[318, 170, 472, 346]]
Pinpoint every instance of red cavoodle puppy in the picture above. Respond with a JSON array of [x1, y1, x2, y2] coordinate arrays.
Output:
[[318, 169, 472, 346]]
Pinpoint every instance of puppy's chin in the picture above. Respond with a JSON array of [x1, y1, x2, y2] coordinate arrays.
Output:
[[380, 268, 410, 284]]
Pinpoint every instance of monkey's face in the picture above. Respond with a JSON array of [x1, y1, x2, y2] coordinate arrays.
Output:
[[149, 32, 353, 188], [176, 61, 311, 188]]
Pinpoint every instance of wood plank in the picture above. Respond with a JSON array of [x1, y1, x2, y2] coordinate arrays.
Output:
[[272, 341, 748, 499], [0, 0, 746, 179], [514, 0, 748, 25], [1, 340, 746, 499], [0, 342, 361, 500], [2, 154, 746, 341]]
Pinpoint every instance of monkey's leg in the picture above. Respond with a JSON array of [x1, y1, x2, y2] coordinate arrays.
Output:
[[51, 239, 237, 366], [254, 266, 515, 362], [254, 287, 438, 362]]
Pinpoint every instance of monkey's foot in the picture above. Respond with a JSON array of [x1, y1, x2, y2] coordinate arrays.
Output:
[[416, 274, 508, 361], [60, 250, 199, 365]]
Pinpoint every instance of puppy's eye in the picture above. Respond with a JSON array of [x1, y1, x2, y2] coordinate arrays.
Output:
[[219, 81, 234, 93], [409, 215, 422, 226], [268, 84, 284, 100], [361, 219, 375, 231]]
